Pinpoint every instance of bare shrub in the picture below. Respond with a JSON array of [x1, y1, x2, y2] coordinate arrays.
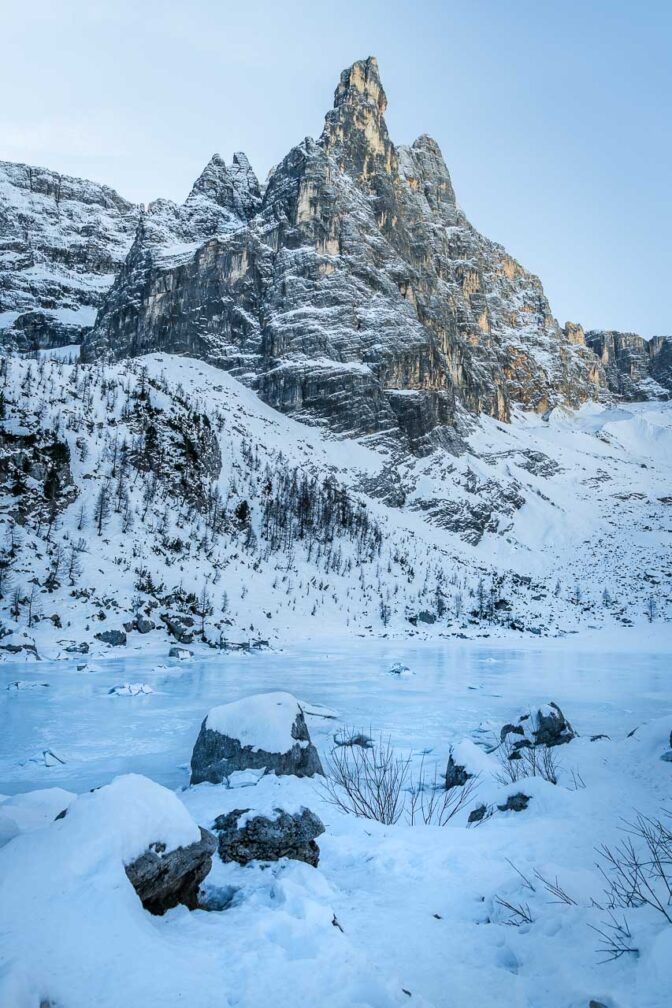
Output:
[[322, 734, 479, 827], [495, 896, 534, 926], [322, 734, 410, 824], [597, 812, 672, 924], [407, 757, 480, 826], [590, 911, 639, 962], [495, 737, 559, 786]]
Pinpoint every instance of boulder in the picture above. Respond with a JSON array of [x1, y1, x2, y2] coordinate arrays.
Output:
[[94, 629, 127, 647], [213, 807, 325, 867], [125, 826, 217, 915], [468, 791, 531, 823], [467, 804, 488, 824], [532, 703, 575, 747], [169, 646, 193, 660], [191, 692, 324, 785], [162, 613, 194, 644], [64, 641, 89, 653], [500, 702, 575, 754], [444, 752, 471, 790], [497, 792, 530, 813], [136, 616, 155, 634]]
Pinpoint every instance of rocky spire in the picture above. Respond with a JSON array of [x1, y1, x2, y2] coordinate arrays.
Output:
[[320, 56, 397, 184], [188, 152, 261, 221], [398, 135, 457, 212]]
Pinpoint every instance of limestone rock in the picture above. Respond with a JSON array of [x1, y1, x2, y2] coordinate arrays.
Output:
[[190, 692, 324, 785], [125, 826, 217, 915], [213, 806, 325, 867]]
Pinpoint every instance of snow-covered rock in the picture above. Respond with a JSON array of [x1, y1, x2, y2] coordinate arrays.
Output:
[[190, 692, 324, 784], [499, 702, 576, 752], [213, 806, 324, 867], [107, 682, 154, 696]]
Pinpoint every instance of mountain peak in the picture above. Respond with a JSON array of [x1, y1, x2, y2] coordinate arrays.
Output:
[[320, 56, 395, 183], [333, 56, 386, 113], [188, 152, 261, 220]]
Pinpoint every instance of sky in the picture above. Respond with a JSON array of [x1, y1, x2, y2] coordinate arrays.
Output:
[[2, 0, 670, 337]]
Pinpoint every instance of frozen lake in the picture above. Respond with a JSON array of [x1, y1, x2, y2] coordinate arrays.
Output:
[[1, 638, 670, 794]]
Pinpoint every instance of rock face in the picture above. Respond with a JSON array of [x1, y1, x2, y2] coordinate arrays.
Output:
[[213, 807, 325, 867], [0, 161, 141, 351], [190, 692, 324, 785], [586, 330, 672, 400], [82, 57, 607, 453], [125, 826, 217, 915]]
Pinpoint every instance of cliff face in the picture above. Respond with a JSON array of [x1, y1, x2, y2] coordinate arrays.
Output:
[[0, 161, 141, 352], [79, 57, 607, 450], [586, 330, 672, 400]]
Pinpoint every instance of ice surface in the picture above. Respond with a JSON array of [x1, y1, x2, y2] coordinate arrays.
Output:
[[0, 641, 670, 1007], [0, 637, 669, 795]]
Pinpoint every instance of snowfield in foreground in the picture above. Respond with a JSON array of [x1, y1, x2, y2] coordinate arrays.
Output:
[[0, 644, 671, 1008]]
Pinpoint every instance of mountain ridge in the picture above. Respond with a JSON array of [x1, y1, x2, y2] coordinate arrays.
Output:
[[78, 56, 609, 450]]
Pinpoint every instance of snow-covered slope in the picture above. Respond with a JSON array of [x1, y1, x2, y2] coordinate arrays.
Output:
[[0, 161, 141, 352], [1, 351, 669, 660]]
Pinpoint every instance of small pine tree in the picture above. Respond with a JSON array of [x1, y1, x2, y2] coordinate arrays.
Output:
[[93, 485, 111, 536]]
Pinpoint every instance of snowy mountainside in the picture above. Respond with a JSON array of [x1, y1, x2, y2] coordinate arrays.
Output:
[[1, 351, 670, 660], [0, 161, 141, 353]]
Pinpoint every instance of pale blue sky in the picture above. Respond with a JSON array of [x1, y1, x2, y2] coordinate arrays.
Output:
[[2, 0, 669, 336]]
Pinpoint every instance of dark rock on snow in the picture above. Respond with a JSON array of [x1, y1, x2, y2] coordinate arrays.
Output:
[[444, 752, 472, 790], [213, 807, 325, 867], [94, 629, 127, 646], [125, 826, 217, 915], [497, 792, 530, 813]]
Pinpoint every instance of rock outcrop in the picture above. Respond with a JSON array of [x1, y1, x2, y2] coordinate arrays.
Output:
[[82, 57, 608, 453], [586, 330, 672, 400], [213, 806, 324, 867], [190, 692, 324, 785], [125, 825, 217, 915], [0, 161, 141, 351]]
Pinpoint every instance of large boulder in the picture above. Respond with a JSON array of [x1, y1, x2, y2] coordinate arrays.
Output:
[[500, 702, 575, 754], [190, 692, 324, 785], [125, 826, 217, 915], [213, 807, 325, 867]]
